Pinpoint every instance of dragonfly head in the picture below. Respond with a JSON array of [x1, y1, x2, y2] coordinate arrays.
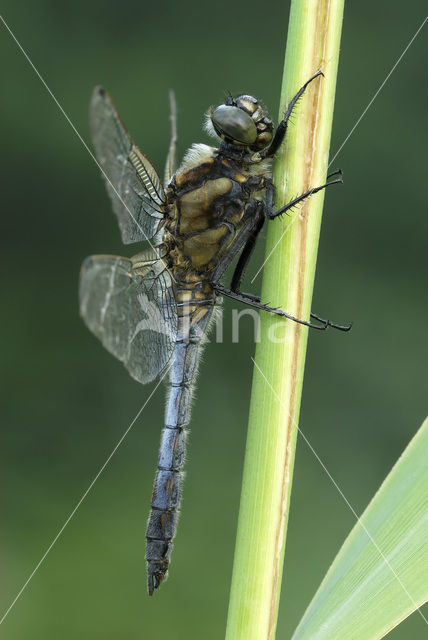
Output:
[[208, 94, 274, 151]]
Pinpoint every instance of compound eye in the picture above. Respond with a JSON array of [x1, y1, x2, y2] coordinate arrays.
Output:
[[211, 105, 257, 145]]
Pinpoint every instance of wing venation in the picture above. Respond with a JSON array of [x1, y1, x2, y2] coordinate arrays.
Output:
[[90, 87, 166, 245], [79, 253, 177, 383]]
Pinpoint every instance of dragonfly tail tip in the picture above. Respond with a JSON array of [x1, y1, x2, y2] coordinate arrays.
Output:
[[147, 562, 168, 596]]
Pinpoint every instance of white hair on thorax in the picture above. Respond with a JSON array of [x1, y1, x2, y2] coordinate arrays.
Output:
[[203, 108, 218, 140], [178, 143, 217, 172]]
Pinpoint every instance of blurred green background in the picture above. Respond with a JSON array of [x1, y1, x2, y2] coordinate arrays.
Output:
[[1, 1, 427, 638]]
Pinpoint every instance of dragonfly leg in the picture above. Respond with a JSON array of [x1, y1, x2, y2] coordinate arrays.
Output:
[[261, 70, 324, 159], [226, 208, 351, 332], [214, 284, 330, 330], [230, 204, 265, 293], [266, 170, 343, 220], [310, 311, 352, 332], [218, 285, 351, 332]]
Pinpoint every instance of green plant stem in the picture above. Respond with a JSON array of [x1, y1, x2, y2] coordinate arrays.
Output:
[[224, 2, 345, 639]]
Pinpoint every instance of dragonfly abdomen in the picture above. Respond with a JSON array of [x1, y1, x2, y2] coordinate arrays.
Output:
[[145, 375, 193, 595], [146, 292, 214, 595]]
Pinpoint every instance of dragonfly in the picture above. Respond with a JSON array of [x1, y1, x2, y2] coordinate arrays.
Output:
[[79, 70, 350, 596]]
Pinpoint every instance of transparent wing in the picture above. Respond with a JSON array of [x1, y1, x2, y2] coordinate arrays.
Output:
[[164, 89, 177, 186], [79, 251, 177, 384], [90, 86, 166, 245]]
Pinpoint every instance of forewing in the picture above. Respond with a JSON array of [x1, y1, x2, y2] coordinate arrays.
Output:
[[164, 89, 177, 186], [79, 254, 177, 383], [90, 87, 165, 245]]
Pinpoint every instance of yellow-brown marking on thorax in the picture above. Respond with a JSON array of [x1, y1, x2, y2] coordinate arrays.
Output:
[[182, 225, 229, 269], [178, 178, 233, 235], [174, 158, 215, 189]]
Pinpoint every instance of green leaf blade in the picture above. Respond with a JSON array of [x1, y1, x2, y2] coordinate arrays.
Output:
[[292, 417, 428, 640]]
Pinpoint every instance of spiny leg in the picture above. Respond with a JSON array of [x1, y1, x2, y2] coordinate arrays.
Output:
[[267, 169, 343, 220], [222, 287, 351, 332], [261, 70, 323, 160], [214, 284, 330, 330], [230, 204, 265, 293], [227, 201, 351, 331]]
